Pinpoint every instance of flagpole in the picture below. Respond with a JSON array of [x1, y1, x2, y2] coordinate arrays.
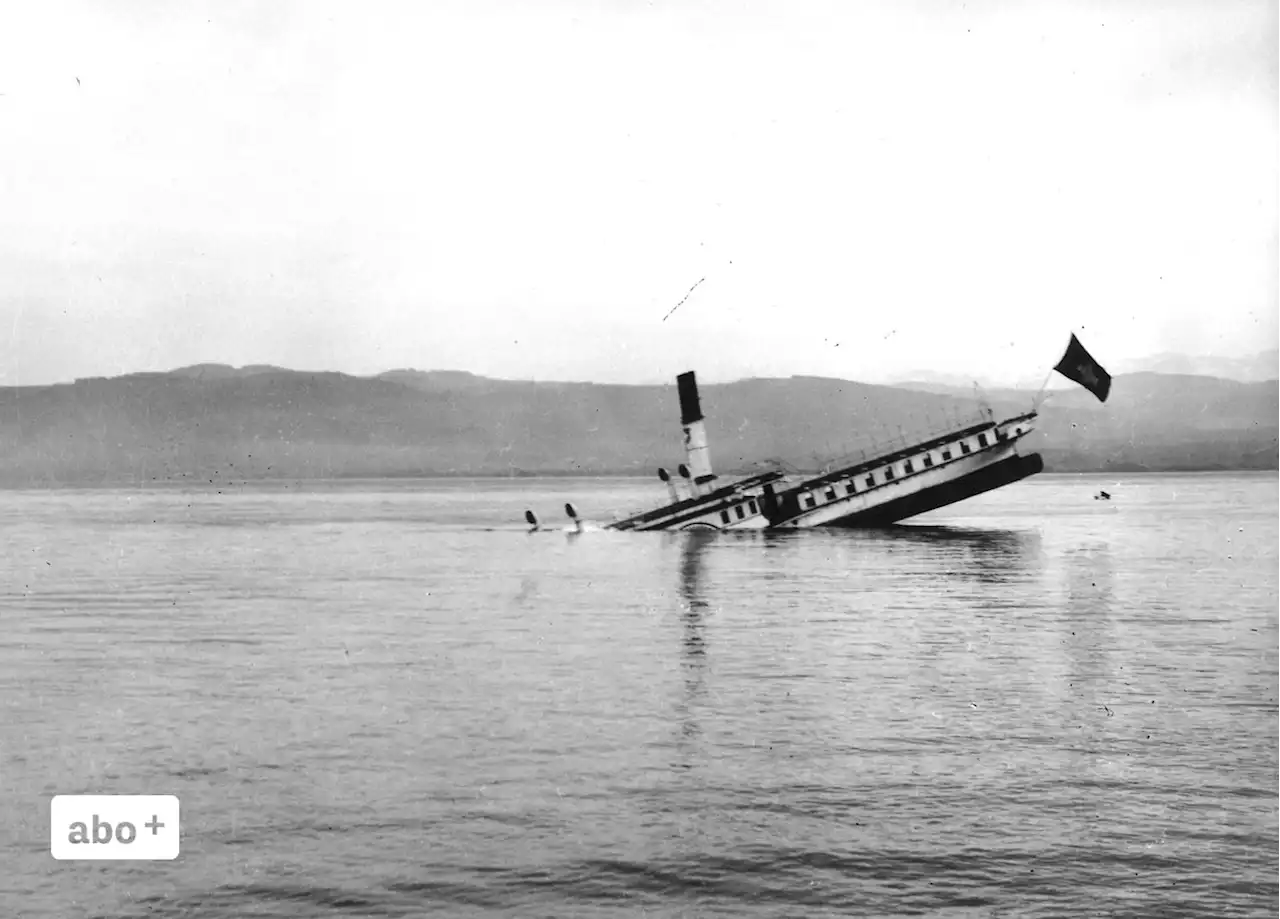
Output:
[[1032, 367, 1054, 410], [1034, 330, 1075, 410]]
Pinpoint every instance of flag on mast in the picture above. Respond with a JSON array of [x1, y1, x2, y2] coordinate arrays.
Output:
[[1053, 334, 1111, 402]]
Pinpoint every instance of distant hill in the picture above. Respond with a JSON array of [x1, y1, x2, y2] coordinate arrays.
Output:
[[0, 366, 1274, 485], [375, 369, 499, 391], [139, 363, 292, 381], [887, 348, 1278, 390], [1111, 349, 1278, 383], [1010, 373, 1278, 472]]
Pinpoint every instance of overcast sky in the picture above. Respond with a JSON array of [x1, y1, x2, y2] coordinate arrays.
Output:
[[1, 0, 1275, 386]]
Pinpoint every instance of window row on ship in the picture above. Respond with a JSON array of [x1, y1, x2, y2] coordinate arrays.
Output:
[[681, 417, 1031, 527], [795, 426, 1010, 511], [718, 497, 760, 525]]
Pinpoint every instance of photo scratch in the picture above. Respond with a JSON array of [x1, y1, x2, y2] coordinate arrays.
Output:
[[662, 277, 706, 322]]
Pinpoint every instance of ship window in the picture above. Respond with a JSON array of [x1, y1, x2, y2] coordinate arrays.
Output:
[[865, 475, 875, 488], [735, 504, 746, 520], [942, 449, 952, 461], [995, 428, 1006, 441], [885, 467, 895, 480], [825, 488, 836, 501], [804, 494, 816, 508], [961, 442, 971, 454], [924, 454, 934, 468], [720, 510, 730, 524], [978, 433, 989, 447], [904, 460, 914, 474], [748, 499, 758, 514], [846, 482, 857, 496]]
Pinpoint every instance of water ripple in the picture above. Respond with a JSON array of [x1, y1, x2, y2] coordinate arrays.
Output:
[[2, 473, 1276, 919]]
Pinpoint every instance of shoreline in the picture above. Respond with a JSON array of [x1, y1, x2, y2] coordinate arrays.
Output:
[[0, 468, 1275, 490]]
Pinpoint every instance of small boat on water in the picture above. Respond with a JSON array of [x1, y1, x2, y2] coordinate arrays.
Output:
[[525, 335, 1111, 533]]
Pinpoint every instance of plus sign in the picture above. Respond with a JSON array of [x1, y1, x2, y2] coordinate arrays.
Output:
[[146, 815, 165, 835]]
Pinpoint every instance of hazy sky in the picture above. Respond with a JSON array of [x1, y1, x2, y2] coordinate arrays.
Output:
[[1, 0, 1276, 386]]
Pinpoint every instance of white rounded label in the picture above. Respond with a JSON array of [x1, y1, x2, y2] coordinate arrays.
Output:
[[51, 795, 180, 860]]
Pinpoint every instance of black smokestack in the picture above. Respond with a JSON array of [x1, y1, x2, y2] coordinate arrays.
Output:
[[676, 371, 703, 425]]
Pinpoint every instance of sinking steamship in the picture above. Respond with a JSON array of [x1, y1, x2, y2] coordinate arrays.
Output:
[[525, 335, 1112, 532], [527, 370, 1044, 532]]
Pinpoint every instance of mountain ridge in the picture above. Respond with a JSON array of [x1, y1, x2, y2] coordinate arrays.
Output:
[[882, 348, 1277, 391], [1, 365, 1275, 485]]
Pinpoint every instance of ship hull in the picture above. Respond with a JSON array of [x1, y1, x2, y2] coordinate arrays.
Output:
[[767, 418, 1041, 529], [821, 452, 1044, 527]]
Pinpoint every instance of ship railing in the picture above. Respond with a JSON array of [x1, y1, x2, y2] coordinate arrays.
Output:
[[814, 407, 1000, 474]]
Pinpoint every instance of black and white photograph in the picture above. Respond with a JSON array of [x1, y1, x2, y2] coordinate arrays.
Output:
[[2, 1, 1277, 916]]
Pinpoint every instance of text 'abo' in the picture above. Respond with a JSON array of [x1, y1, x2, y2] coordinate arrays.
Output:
[[51, 795, 180, 860]]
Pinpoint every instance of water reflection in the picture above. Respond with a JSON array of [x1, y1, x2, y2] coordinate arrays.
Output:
[[1063, 539, 1117, 696], [777, 524, 1041, 589], [876, 524, 1032, 550], [678, 524, 1040, 589], [874, 525, 1041, 586], [671, 532, 714, 757], [1055, 538, 1121, 805], [678, 531, 712, 616]]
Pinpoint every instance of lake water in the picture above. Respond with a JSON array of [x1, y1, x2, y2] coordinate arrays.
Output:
[[1, 472, 1276, 918]]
